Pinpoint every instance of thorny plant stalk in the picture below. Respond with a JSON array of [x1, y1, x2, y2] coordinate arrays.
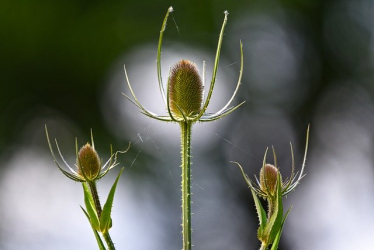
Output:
[[123, 6, 244, 250], [88, 181, 102, 217], [180, 121, 192, 247], [87, 181, 115, 250], [46, 126, 128, 250]]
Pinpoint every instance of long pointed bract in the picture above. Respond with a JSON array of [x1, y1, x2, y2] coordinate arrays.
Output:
[[215, 41, 244, 115], [197, 10, 229, 120], [199, 101, 245, 122], [157, 6, 174, 105]]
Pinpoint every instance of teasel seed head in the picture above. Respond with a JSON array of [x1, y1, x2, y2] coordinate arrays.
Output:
[[260, 164, 281, 197], [168, 60, 203, 120], [77, 143, 101, 181]]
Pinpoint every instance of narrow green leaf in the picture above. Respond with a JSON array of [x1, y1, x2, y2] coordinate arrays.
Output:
[[251, 188, 267, 237], [83, 183, 95, 209], [270, 207, 292, 250], [232, 161, 267, 238], [82, 183, 100, 231], [263, 172, 284, 245], [81, 206, 107, 250], [100, 168, 124, 233]]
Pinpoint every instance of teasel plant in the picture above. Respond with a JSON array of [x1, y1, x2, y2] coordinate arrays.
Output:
[[232, 125, 310, 250], [45, 125, 129, 250], [123, 6, 244, 250]]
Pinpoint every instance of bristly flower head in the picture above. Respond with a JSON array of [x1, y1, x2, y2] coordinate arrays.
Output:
[[77, 143, 101, 181], [123, 7, 244, 123], [168, 60, 203, 119], [260, 164, 280, 197], [45, 125, 128, 182]]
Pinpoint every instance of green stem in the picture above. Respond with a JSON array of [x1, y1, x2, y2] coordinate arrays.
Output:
[[260, 243, 267, 250], [88, 181, 116, 250], [88, 181, 102, 217], [103, 232, 115, 250], [180, 121, 192, 250], [267, 197, 275, 219]]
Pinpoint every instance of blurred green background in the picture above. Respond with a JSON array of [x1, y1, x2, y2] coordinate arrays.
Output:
[[1, 0, 374, 249]]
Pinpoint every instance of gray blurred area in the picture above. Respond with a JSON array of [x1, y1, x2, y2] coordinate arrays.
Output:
[[1, 0, 374, 249]]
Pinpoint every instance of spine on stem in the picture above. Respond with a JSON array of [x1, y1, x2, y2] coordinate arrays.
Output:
[[180, 121, 192, 250]]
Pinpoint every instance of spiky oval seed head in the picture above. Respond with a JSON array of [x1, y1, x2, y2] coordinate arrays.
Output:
[[168, 60, 203, 119], [77, 143, 101, 181], [260, 164, 281, 196]]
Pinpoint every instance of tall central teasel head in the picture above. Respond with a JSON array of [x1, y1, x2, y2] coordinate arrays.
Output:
[[123, 6, 244, 124], [168, 60, 203, 119], [123, 6, 243, 250]]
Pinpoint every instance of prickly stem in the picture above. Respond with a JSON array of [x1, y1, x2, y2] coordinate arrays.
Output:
[[180, 121, 192, 250], [88, 181, 116, 250]]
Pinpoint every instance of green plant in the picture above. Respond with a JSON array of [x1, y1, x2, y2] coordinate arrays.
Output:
[[123, 6, 244, 250], [45, 125, 129, 250], [232, 125, 310, 250]]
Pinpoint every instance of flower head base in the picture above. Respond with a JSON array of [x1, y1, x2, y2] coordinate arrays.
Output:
[[168, 60, 203, 120], [123, 7, 244, 124], [45, 125, 128, 183]]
